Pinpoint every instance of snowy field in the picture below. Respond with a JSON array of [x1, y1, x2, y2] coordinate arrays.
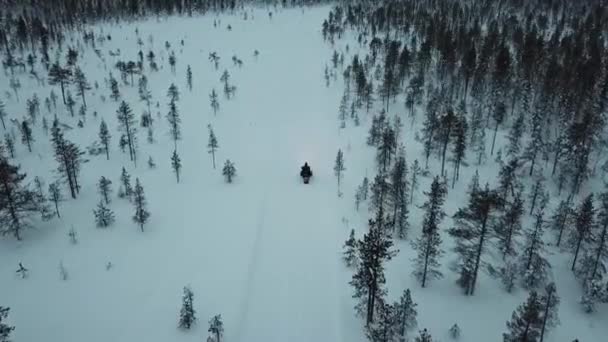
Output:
[[0, 5, 607, 342]]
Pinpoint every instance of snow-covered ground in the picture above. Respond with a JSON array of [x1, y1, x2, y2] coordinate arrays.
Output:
[[0, 5, 606, 342]]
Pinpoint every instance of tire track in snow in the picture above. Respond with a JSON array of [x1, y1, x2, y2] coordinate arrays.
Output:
[[234, 191, 268, 342]]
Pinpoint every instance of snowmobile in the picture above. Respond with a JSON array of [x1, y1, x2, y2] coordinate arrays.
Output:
[[300, 162, 313, 184]]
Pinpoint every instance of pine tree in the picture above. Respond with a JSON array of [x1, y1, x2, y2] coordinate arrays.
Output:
[[449, 184, 502, 295], [178, 286, 196, 329], [520, 205, 551, 290], [338, 90, 348, 128], [166, 100, 181, 149], [437, 108, 457, 177], [538, 283, 560, 342], [503, 291, 542, 342], [208, 125, 219, 169], [210, 89, 220, 116], [167, 83, 180, 103], [186, 65, 193, 91], [0, 158, 46, 240], [579, 192, 608, 281], [412, 176, 447, 287], [208, 315, 224, 342], [0, 306, 15, 342], [393, 289, 418, 341], [334, 149, 346, 195], [65, 91, 76, 117], [569, 194, 595, 272], [99, 119, 111, 160], [171, 150, 182, 183], [449, 324, 461, 340], [138, 75, 153, 116], [370, 174, 390, 217], [496, 192, 524, 259], [4, 134, 15, 158], [73, 67, 91, 108], [120, 167, 133, 199], [93, 201, 115, 228], [523, 107, 545, 176], [51, 122, 83, 199], [366, 300, 396, 342], [527, 175, 547, 216], [110, 75, 121, 101], [116, 101, 137, 165], [388, 147, 409, 238], [350, 217, 396, 325], [551, 200, 573, 248], [98, 176, 112, 204], [376, 126, 396, 173], [48, 62, 72, 104], [451, 107, 468, 187], [507, 112, 525, 157], [343, 229, 357, 267], [410, 160, 421, 204], [20, 120, 34, 152], [0, 99, 7, 129], [132, 178, 150, 231], [414, 329, 433, 342], [222, 160, 236, 183], [500, 257, 518, 293], [48, 181, 63, 218]]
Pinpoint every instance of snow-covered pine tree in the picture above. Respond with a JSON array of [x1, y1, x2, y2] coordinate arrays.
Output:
[[538, 283, 560, 342], [586, 192, 608, 281], [119, 167, 132, 199], [132, 178, 150, 231], [569, 194, 595, 272], [343, 229, 357, 267], [0, 158, 48, 240], [451, 105, 468, 187], [527, 175, 547, 216], [93, 201, 115, 228], [519, 204, 551, 290], [500, 257, 518, 293], [222, 160, 236, 183], [0, 99, 7, 129], [98, 176, 112, 204], [334, 149, 346, 195], [20, 120, 34, 152], [207, 125, 219, 169], [503, 291, 542, 342], [449, 183, 502, 295], [506, 112, 525, 158], [99, 119, 111, 160], [366, 300, 396, 342], [73, 67, 91, 108], [209, 89, 220, 116], [208, 315, 224, 342], [523, 106, 545, 176], [186, 65, 193, 91], [390, 147, 409, 239], [178, 286, 196, 329], [550, 200, 573, 247], [376, 125, 396, 173], [48, 182, 63, 218], [166, 99, 181, 150], [0, 306, 14, 342], [449, 323, 461, 340], [410, 159, 421, 204], [171, 150, 182, 183], [116, 101, 137, 165], [393, 288, 418, 341], [496, 192, 524, 259], [48, 62, 72, 104], [497, 158, 521, 203], [414, 328, 433, 342], [370, 174, 391, 218], [412, 176, 447, 287], [350, 217, 396, 325]]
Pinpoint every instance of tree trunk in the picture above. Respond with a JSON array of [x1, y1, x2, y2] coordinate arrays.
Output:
[[591, 223, 607, 279], [572, 234, 583, 271], [490, 121, 498, 155], [469, 212, 489, 296], [60, 81, 66, 104], [539, 291, 552, 342]]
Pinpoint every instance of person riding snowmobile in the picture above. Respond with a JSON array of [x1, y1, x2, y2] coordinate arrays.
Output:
[[300, 162, 313, 183]]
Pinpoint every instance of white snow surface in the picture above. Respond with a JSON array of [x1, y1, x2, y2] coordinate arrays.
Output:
[[0, 5, 606, 342]]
